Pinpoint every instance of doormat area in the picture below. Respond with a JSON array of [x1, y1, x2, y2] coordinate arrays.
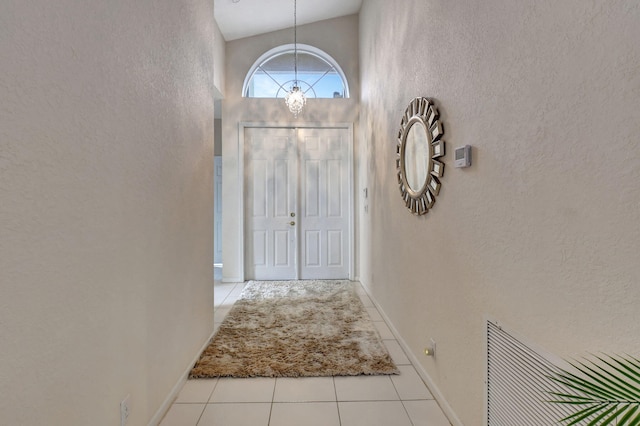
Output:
[[189, 280, 399, 378]]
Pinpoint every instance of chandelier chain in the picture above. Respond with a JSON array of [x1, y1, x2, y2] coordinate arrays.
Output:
[[285, 0, 306, 117], [294, 0, 298, 82]]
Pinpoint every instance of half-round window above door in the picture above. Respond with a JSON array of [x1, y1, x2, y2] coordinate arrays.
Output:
[[242, 44, 349, 100]]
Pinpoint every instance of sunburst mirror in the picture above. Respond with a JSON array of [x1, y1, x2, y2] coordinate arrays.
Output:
[[396, 97, 445, 215]]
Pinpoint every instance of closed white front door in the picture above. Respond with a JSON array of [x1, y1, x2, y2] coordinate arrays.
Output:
[[298, 128, 350, 279], [245, 128, 298, 280], [244, 126, 351, 280]]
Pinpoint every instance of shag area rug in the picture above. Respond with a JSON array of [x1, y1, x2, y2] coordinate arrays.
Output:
[[189, 280, 399, 378]]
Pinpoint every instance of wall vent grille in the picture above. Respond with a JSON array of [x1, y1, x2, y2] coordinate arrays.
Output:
[[486, 321, 577, 425]]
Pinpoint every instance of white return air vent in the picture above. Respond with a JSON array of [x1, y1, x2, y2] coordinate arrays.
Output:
[[486, 321, 576, 426]]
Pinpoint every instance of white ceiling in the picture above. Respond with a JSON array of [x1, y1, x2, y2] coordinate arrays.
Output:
[[215, 0, 363, 41]]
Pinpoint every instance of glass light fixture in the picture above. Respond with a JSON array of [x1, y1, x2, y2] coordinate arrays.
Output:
[[285, 86, 305, 117], [285, 0, 306, 117]]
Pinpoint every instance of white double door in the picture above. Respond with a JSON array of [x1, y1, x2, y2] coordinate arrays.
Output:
[[245, 126, 351, 280]]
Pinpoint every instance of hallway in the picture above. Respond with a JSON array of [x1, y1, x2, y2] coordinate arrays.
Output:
[[159, 280, 451, 426]]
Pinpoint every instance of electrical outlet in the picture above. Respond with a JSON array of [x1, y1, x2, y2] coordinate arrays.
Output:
[[424, 338, 436, 357], [120, 394, 130, 426]]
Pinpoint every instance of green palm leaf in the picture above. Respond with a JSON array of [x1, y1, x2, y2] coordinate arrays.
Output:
[[548, 354, 640, 426]]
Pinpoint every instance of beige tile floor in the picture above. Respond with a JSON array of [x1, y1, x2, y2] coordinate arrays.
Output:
[[159, 278, 451, 426]]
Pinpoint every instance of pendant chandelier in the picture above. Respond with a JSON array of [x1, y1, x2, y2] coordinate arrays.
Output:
[[284, 0, 306, 117]]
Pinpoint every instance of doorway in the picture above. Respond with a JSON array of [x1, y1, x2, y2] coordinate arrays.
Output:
[[243, 125, 353, 280], [213, 156, 223, 280]]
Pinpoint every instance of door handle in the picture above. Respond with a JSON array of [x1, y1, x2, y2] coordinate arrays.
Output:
[[290, 221, 296, 226], [290, 212, 296, 217]]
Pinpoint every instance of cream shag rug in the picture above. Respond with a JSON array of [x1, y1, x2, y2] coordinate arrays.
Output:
[[189, 280, 399, 378]]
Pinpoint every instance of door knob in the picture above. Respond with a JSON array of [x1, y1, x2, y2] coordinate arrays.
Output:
[[290, 221, 296, 226], [290, 212, 296, 217]]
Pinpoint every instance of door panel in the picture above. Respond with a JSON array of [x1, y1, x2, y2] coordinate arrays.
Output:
[[305, 231, 321, 266], [327, 230, 343, 267]]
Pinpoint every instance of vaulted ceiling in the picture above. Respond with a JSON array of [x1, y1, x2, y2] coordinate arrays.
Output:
[[214, 0, 363, 41]]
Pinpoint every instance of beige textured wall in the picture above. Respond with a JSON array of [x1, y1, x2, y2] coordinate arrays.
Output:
[[222, 15, 360, 282], [359, 0, 640, 424], [213, 16, 226, 98], [0, 0, 215, 425]]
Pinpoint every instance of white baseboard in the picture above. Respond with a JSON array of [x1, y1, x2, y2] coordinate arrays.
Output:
[[359, 283, 464, 426], [222, 276, 243, 283], [147, 329, 216, 426]]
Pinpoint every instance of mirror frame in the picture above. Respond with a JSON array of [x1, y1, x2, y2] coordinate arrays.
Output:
[[396, 97, 445, 215]]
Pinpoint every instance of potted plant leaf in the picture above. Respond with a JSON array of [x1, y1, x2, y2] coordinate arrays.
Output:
[[548, 354, 640, 425]]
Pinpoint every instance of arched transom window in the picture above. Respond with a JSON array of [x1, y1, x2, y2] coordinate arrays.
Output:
[[243, 44, 349, 99]]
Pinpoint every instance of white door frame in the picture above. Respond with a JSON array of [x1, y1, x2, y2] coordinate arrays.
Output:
[[238, 122, 355, 282]]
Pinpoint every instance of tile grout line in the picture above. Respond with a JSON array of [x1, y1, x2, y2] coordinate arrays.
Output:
[[332, 376, 343, 426], [267, 377, 277, 426], [361, 283, 417, 425], [387, 369, 417, 426], [192, 378, 218, 426], [400, 400, 417, 426], [193, 403, 207, 426], [213, 281, 243, 313]]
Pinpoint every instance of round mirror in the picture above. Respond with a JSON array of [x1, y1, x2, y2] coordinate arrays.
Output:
[[403, 120, 430, 193], [396, 97, 446, 215]]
